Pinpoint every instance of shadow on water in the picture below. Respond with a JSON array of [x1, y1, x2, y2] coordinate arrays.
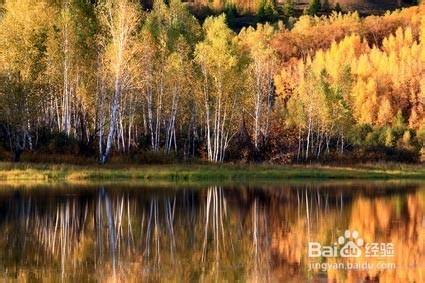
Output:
[[0, 182, 423, 282]]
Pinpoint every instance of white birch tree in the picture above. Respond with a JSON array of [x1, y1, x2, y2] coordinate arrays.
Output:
[[97, 0, 142, 163], [195, 15, 242, 162]]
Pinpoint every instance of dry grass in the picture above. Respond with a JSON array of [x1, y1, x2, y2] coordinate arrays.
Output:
[[0, 162, 425, 183]]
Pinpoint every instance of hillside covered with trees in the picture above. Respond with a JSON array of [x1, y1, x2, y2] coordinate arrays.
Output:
[[1, 0, 425, 164]]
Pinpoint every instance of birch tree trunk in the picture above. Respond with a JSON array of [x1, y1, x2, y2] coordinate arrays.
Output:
[[62, 0, 72, 136], [102, 77, 122, 163], [98, 0, 140, 164]]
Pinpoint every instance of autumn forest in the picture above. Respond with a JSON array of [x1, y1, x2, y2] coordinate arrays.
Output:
[[1, 0, 425, 164]]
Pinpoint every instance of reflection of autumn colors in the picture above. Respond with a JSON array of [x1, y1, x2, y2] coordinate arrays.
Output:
[[0, 183, 422, 282], [338, 192, 425, 283]]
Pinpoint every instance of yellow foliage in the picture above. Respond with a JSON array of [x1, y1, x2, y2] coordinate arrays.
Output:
[[277, 11, 425, 129]]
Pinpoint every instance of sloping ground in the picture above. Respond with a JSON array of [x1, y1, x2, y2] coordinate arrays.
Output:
[[331, 0, 404, 13], [284, 0, 410, 15]]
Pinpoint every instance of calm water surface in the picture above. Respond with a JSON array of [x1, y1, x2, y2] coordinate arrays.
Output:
[[0, 181, 423, 282]]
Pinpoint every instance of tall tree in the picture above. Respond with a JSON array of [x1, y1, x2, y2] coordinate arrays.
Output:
[[195, 15, 243, 162], [46, 0, 98, 140], [136, 0, 201, 153], [97, 0, 142, 163], [0, 0, 53, 161], [238, 23, 277, 149]]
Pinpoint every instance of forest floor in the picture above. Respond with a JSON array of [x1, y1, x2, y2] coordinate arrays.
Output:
[[1, 162, 425, 183]]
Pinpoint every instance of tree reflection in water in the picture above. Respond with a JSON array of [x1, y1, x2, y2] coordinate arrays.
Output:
[[0, 182, 422, 282]]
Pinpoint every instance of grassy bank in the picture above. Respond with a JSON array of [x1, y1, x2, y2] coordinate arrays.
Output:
[[1, 162, 425, 183]]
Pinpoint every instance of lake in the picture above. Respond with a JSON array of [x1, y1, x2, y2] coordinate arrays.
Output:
[[0, 181, 423, 282]]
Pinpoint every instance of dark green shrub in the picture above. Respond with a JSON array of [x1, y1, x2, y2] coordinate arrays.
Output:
[[257, 0, 279, 23], [308, 0, 321, 15]]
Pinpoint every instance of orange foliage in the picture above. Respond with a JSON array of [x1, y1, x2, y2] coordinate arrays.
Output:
[[275, 5, 425, 130], [272, 5, 425, 62]]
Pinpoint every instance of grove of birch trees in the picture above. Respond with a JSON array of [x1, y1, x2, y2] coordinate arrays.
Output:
[[1, 0, 425, 163]]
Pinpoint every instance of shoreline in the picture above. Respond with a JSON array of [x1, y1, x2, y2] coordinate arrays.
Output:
[[1, 162, 425, 183]]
